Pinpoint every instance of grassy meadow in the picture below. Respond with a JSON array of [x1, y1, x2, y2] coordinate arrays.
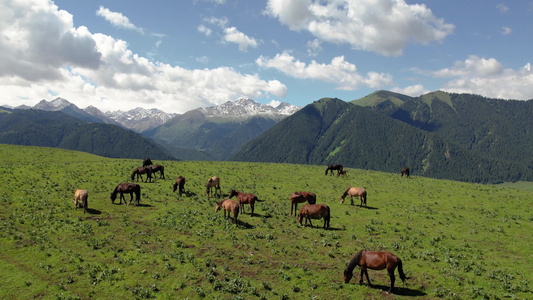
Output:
[[0, 144, 532, 299]]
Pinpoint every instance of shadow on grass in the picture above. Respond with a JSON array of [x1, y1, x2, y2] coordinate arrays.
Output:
[[86, 208, 101, 215], [367, 284, 427, 297]]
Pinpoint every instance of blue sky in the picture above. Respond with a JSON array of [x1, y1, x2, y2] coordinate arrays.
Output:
[[1, 0, 532, 113]]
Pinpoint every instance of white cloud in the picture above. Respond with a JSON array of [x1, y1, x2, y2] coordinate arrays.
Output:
[[496, 4, 509, 13], [223, 27, 260, 52], [306, 39, 322, 56], [96, 6, 143, 34], [391, 84, 429, 97], [0, 0, 286, 113], [501, 26, 512, 35], [265, 0, 454, 56], [256, 52, 393, 90], [430, 56, 533, 100]]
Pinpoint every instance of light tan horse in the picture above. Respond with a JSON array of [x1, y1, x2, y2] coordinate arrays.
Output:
[[215, 199, 239, 224], [206, 176, 221, 197], [73, 189, 88, 213], [340, 187, 367, 206]]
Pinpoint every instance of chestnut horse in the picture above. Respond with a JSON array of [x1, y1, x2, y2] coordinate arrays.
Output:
[[172, 176, 186, 196], [131, 166, 152, 182], [149, 164, 165, 179], [229, 189, 258, 216], [340, 187, 367, 207], [344, 250, 407, 294], [110, 183, 141, 205], [73, 189, 88, 213], [337, 169, 347, 177], [205, 176, 221, 197], [298, 204, 330, 229], [289, 191, 316, 216], [215, 199, 240, 224], [401, 167, 410, 178], [325, 164, 343, 176]]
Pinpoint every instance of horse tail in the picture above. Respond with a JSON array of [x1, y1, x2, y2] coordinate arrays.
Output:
[[173, 182, 177, 192], [234, 204, 239, 224], [83, 193, 88, 213], [397, 257, 407, 283], [326, 205, 331, 228]]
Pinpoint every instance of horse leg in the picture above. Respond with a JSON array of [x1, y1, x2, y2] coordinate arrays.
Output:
[[387, 269, 396, 294], [250, 203, 254, 217], [307, 216, 313, 228], [363, 267, 372, 286], [350, 196, 354, 206]]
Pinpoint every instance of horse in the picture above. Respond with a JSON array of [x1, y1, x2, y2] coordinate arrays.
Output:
[[297, 204, 330, 229], [325, 164, 343, 176], [205, 176, 221, 197], [172, 176, 186, 196], [215, 199, 240, 224], [131, 166, 152, 182], [401, 167, 410, 178], [110, 183, 141, 205], [289, 191, 316, 216], [340, 187, 367, 207], [337, 169, 347, 177], [149, 164, 165, 179], [229, 189, 258, 216], [142, 158, 153, 167], [344, 250, 407, 294], [73, 189, 88, 213]]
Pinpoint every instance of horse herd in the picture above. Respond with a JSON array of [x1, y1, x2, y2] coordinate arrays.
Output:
[[72, 161, 411, 294]]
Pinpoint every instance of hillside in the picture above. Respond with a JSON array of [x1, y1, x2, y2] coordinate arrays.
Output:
[[0, 109, 175, 160], [230, 97, 532, 183], [0, 144, 532, 299]]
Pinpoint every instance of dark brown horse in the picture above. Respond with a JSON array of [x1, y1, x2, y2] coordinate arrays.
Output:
[[401, 167, 410, 178], [289, 191, 316, 216], [172, 176, 186, 196], [73, 189, 88, 213], [215, 199, 240, 224], [344, 250, 407, 294], [149, 164, 165, 179], [206, 176, 221, 197], [229, 189, 258, 216], [131, 166, 152, 182], [340, 187, 367, 206], [325, 164, 343, 176], [110, 183, 141, 205], [297, 204, 330, 229], [142, 158, 153, 167]]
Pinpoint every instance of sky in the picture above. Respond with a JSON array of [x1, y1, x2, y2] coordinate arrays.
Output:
[[1, 0, 532, 114]]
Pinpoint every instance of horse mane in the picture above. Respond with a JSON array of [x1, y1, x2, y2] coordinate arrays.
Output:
[[346, 250, 364, 273], [341, 187, 350, 199]]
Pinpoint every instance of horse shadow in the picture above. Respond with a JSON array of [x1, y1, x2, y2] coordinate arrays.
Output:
[[86, 208, 102, 215], [135, 203, 154, 208], [236, 220, 254, 229], [358, 205, 378, 210], [367, 284, 426, 297]]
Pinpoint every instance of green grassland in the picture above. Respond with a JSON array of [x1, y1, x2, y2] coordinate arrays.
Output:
[[0, 144, 532, 299]]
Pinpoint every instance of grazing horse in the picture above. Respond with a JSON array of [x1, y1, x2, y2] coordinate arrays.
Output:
[[149, 164, 165, 179], [73, 189, 88, 213], [337, 169, 347, 177], [340, 187, 367, 207], [325, 164, 343, 176], [131, 166, 152, 182], [215, 199, 240, 224], [172, 176, 186, 196], [344, 250, 407, 294], [142, 158, 153, 167], [110, 183, 141, 205], [401, 167, 410, 178], [297, 204, 330, 229], [229, 189, 258, 216], [289, 191, 316, 216], [205, 176, 221, 197]]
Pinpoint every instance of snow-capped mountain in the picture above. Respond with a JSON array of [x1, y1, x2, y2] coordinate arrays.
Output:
[[200, 98, 300, 121], [105, 108, 177, 133]]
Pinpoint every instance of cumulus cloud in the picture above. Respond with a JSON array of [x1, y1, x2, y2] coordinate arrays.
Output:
[[0, 0, 286, 113], [501, 26, 511, 35], [256, 52, 393, 90], [391, 84, 429, 97], [265, 0, 454, 56], [429, 56, 533, 100], [96, 6, 144, 34], [200, 17, 260, 52]]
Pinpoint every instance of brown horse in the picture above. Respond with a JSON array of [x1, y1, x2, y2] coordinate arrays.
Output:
[[110, 183, 141, 205], [289, 191, 316, 216], [206, 176, 221, 197], [73, 189, 88, 213], [344, 250, 407, 294], [297, 204, 330, 229], [337, 169, 347, 177], [229, 189, 258, 216], [401, 167, 410, 178], [149, 164, 165, 179], [172, 176, 186, 196], [340, 187, 367, 207], [325, 164, 343, 176], [142, 158, 153, 167], [131, 166, 152, 182], [215, 199, 240, 224]]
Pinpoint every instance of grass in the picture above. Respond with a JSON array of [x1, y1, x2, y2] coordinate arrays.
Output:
[[0, 144, 532, 299]]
